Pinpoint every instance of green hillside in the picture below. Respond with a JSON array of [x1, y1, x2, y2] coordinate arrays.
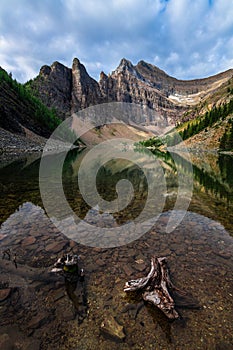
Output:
[[166, 77, 233, 151], [0, 68, 61, 137]]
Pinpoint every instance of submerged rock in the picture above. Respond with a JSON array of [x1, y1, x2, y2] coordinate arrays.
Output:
[[100, 315, 126, 342], [27, 313, 52, 329], [0, 288, 11, 302], [0, 334, 10, 350]]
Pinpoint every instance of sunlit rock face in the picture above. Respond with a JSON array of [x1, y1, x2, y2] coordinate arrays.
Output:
[[71, 58, 104, 112], [28, 57, 233, 124]]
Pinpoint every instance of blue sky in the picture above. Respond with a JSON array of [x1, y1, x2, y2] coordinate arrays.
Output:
[[0, 0, 233, 82]]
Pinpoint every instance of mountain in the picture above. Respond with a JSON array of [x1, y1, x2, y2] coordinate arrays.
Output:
[[175, 75, 233, 151], [1, 57, 233, 151], [26, 58, 105, 119], [27, 57, 233, 126], [0, 67, 61, 152]]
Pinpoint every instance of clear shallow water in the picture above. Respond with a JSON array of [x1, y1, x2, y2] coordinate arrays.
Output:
[[0, 149, 233, 349]]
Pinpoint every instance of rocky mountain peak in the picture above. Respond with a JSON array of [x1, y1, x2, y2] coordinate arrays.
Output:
[[114, 58, 135, 75], [99, 71, 108, 81], [51, 60, 65, 69], [39, 65, 51, 77], [27, 57, 233, 124], [72, 57, 82, 70], [39, 61, 71, 80], [29, 61, 72, 119], [136, 60, 163, 73], [137, 60, 149, 67], [71, 58, 103, 112], [119, 58, 134, 67], [72, 57, 90, 80]]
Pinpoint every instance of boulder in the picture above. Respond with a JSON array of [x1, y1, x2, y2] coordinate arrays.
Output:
[[100, 315, 126, 342]]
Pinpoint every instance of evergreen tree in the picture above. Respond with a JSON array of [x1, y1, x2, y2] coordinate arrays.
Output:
[[0, 67, 61, 132]]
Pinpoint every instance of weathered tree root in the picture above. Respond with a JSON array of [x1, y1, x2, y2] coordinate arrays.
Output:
[[124, 257, 184, 320]]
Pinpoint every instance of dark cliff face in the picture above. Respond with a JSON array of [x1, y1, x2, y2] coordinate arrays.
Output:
[[28, 61, 72, 119], [27, 58, 233, 124], [71, 58, 104, 112]]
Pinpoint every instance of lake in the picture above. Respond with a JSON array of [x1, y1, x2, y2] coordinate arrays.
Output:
[[0, 148, 232, 350]]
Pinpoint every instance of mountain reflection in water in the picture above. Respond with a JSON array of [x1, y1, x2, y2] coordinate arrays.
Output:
[[0, 148, 233, 232], [0, 148, 233, 349]]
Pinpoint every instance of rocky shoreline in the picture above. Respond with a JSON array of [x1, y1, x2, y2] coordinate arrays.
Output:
[[0, 202, 232, 350], [0, 127, 45, 156], [0, 127, 83, 166]]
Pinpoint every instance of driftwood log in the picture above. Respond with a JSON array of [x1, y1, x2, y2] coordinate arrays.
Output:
[[124, 257, 184, 320], [51, 253, 84, 283], [51, 253, 87, 323]]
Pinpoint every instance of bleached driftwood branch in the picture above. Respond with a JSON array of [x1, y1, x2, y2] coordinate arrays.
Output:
[[124, 257, 182, 320]]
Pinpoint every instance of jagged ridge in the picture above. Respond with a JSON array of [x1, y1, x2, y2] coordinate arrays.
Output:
[[27, 58, 233, 126]]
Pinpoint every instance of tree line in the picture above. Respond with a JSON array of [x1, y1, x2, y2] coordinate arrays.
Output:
[[165, 98, 233, 148], [180, 100, 233, 140], [138, 136, 163, 148], [219, 118, 233, 150], [0, 69, 61, 132]]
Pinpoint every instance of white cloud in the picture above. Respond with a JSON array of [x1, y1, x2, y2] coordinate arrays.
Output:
[[165, 52, 180, 65], [14, 56, 39, 81], [26, 16, 54, 35], [65, 0, 162, 17], [153, 55, 160, 65], [207, 0, 233, 33], [0, 54, 16, 72], [0, 0, 232, 82], [154, 0, 233, 78], [165, 0, 208, 47], [49, 34, 79, 54]]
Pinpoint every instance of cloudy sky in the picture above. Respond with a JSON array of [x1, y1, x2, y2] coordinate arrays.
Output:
[[0, 0, 233, 82]]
